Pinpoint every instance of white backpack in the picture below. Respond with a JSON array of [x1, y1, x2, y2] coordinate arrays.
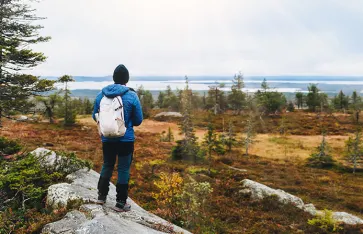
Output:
[[97, 96, 126, 138]]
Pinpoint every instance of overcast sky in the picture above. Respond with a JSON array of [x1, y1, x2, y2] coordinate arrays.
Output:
[[30, 0, 363, 77]]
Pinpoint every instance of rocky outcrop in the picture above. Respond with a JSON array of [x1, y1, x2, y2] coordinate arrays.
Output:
[[154, 112, 182, 121], [42, 168, 191, 234], [240, 179, 363, 225], [16, 115, 28, 122], [155, 112, 182, 118], [33, 148, 191, 234]]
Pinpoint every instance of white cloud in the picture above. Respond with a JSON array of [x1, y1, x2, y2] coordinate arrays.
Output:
[[29, 0, 363, 76]]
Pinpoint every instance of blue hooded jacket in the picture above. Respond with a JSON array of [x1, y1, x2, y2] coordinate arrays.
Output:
[[92, 84, 143, 142]]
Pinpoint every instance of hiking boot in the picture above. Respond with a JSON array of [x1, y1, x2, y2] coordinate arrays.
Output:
[[97, 176, 110, 205], [112, 201, 131, 212], [116, 183, 128, 202], [96, 194, 107, 205]]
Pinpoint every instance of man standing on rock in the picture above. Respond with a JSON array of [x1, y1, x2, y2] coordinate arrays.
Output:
[[92, 64, 143, 212]]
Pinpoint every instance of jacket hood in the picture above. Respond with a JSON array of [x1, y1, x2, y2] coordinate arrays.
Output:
[[102, 84, 129, 98]]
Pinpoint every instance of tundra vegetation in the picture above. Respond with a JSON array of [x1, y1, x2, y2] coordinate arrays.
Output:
[[3, 74, 363, 233]]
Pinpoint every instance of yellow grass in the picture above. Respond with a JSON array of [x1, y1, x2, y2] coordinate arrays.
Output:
[[78, 117, 350, 161]]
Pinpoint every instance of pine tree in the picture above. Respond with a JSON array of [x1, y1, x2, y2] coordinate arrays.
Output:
[[333, 90, 349, 111], [261, 78, 269, 92], [228, 72, 246, 114], [307, 132, 335, 168], [0, 0, 54, 126], [36, 92, 62, 123], [83, 98, 93, 115], [163, 85, 179, 111], [345, 130, 363, 174], [157, 91, 165, 108], [203, 121, 217, 174], [180, 76, 196, 141], [172, 76, 199, 162], [306, 84, 325, 112], [351, 91, 362, 124], [224, 121, 238, 153], [295, 92, 304, 109], [58, 75, 75, 125], [136, 85, 154, 118], [207, 82, 226, 115], [255, 79, 286, 115]]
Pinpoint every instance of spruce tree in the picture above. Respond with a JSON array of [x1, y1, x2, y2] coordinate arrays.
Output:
[[137, 85, 154, 118], [224, 121, 238, 153], [261, 78, 269, 92], [157, 91, 165, 108], [36, 92, 62, 123], [203, 121, 217, 174], [345, 130, 363, 174], [172, 76, 199, 162], [58, 75, 75, 125], [228, 72, 246, 114], [333, 90, 349, 111], [295, 92, 304, 109], [351, 91, 362, 124], [163, 85, 179, 111], [207, 82, 226, 115], [255, 79, 286, 115], [0, 0, 54, 126], [83, 98, 93, 115], [306, 84, 326, 112], [307, 132, 335, 168]]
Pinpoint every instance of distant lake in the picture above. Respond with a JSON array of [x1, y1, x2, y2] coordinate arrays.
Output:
[[50, 76, 363, 94]]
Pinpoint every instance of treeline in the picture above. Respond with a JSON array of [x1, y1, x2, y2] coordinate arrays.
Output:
[[296, 85, 362, 115], [138, 74, 363, 120]]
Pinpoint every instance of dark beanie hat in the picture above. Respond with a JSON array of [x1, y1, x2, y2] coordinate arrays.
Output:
[[113, 64, 129, 84]]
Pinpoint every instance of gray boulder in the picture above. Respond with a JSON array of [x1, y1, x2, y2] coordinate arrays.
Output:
[[240, 179, 363, 225], [31, 148, 58, 167], [42, 160, 191, 234], [332, 212, 363, 225], [155, 112, 182, 118], [16, 115, 28, 122], [240, 179, 304, 208]]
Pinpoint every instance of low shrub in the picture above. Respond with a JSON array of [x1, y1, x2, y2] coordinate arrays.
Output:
[[308, 209, 342, 233], [0, 136, 22, 157], [0, 137, 92, 233], [171, 140, 203, 162]]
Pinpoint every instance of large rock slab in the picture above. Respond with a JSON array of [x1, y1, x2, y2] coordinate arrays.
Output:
[[43, 168, 191, 234], [332, 212, 363, 225], [240, 179, 305, 208], [154, 112, 182, 120], [155, 112, 182, 118], [240, 179, 363, 225]]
